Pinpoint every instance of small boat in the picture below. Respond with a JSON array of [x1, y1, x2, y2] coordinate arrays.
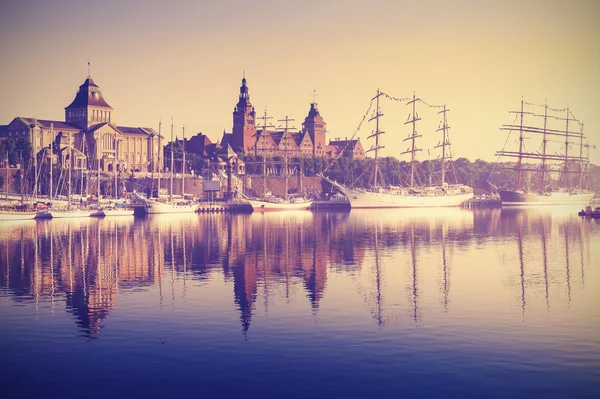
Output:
[[0, 210, 37, 221], [249, 195, 312, 212], [48, 208, 91, 218]]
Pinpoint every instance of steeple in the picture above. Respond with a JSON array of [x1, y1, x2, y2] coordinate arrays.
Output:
[[232, 75, 256, 153], [303, 98, 327, 156]]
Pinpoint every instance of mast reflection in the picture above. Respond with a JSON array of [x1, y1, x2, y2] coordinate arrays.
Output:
[[0, 206, 597, 338]]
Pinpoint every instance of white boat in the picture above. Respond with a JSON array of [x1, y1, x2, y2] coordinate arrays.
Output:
[[134, 120, 198, 215], [324, 180, 473, 209], [321, 90, 473, 209], [144, 198, 198, 214], [48, 209, 91, 218], [102, 208, 134, 217], [0, 210, 37, 220], [249, 197, 313, 211], [498, 189, 595, 206]]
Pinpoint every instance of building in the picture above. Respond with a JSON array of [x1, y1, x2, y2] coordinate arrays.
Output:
[[327, 138, 365, 159], [1, 74, 163, 175], [225, 76, 328, 157]]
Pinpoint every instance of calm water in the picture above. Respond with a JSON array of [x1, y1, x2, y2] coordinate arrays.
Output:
[[0, 207, 599, 398]]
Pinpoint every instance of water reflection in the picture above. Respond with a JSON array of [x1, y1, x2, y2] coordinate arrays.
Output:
[[0, 206, 598, 338]]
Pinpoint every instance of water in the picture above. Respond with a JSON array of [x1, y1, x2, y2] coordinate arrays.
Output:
[[0, 207, 599, 398]]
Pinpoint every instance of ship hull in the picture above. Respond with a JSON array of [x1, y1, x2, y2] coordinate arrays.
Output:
[[498, 190, 595, 205], [323, 177, 473, 209], [342, 190, 473, 209], [0, 211, 37, 221], [250, 200, 313, 212], [145, 199, 198, 214]]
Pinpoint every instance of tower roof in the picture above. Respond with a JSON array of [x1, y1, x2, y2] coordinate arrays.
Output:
[[304, 103, 324, 123], [65, 77, 113, 110]]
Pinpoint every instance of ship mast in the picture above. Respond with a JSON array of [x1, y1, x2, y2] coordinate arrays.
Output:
[[562, 108, 570, 189], [157, 119, 161, 199], [256, 108, 273, 195], [366, 89, 385, 188], [435, 105, 454, 185], [577, 122, 584, 189], [182, 125, 186, 196], [278, 115, 295, 201], [516, 97, 525, 189], [402, 92, 422, 188], [540, 101, 548, 192], [170, 117, 174, 201]]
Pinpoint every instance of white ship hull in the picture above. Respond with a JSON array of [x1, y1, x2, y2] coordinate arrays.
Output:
[[0, 211, 37, 221], [498, 190, 595, 206], [343, 190, 473, 208], [102, 208, 135, 217], [250, 199, 313, 212], [324, 177, 473, 209], [144, 199, 198, 214], [49, 210, 91, 218]]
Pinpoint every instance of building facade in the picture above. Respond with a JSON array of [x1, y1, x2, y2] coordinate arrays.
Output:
[[1, 75, 163, 175], [226, 76, 328, 158]]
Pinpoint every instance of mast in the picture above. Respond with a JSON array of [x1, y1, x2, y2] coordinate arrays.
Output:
[[170, 117, 174, 200], [516, 97, 525, 190], [157, 119, 161, 198], [435, 105, 452, 185], [562, 107, 570, 189], [256, 108, 273, 196], [577, 122, 584, 189], [68, 132, 72, 207], [403, 92, 423, 188], [19, 150, 24, 204], [366, 89, 385, 187], [114, 140, 118, 198], [277, 115, 295, 201], [182, 125, 185, 196], [50, 124, 54, 201], [4, 153, 7, 201], [540, 101, 548, 192]]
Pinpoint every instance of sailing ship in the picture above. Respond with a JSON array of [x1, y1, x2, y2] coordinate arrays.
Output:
[[494, 98, 595, 205], [133, 119, 198, 214], [247, 111, 312, 212], [323, 90, 473, 208]]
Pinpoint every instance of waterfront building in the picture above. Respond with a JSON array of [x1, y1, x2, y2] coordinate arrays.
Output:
[[224, 76, 328, 157], [0, 74, 163, 174]]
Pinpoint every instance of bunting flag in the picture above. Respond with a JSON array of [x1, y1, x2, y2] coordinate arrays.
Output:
[[419, 99, 444, 109], [381, 92, 411, 102], [524, 101, 566, 112]]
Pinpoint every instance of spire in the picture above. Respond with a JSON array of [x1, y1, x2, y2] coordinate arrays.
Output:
[[87, 59, 91, 78]]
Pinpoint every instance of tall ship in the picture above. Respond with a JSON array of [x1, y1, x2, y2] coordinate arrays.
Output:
[[323, 90, 473, 209], [494, 98, 595, 205]]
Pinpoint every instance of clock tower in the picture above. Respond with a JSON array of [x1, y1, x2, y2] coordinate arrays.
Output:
[[232, 76, 256, 154]]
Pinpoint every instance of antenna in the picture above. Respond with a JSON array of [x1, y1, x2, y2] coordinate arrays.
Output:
[[311, 90, 318, 105], [87, 59, 91, 78]]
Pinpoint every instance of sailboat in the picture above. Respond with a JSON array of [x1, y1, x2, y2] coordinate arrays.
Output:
[[48, 132, 90, 218], [134, 119, 198, 214], [0, 153, 37, 220], [322, 90, 473, 208], [494, 98, 595, 205], [248, 112, 312, 212]]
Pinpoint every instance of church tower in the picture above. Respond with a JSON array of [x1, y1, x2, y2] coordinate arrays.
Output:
[[65, 76, 113, 130], [303, 102, 326, 157], [232, 76, 256, 154]]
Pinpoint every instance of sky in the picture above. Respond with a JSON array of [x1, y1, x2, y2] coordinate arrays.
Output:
[[1, 0, 599, 164]]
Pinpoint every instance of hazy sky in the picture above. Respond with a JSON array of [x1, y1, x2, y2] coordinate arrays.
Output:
[[1, 0, 599, 163]]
